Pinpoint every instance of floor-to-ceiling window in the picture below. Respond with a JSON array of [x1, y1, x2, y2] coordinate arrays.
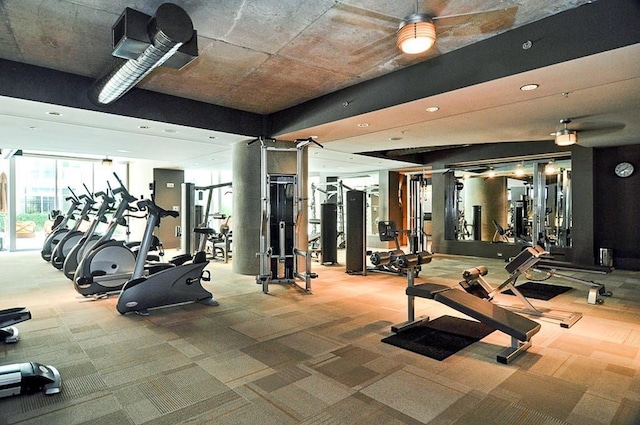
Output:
[[1, 154, 128, 252]]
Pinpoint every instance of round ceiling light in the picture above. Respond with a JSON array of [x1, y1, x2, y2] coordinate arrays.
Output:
[[519, 83, 539, 91]]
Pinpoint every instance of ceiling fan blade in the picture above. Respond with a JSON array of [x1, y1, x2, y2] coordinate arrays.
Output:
[[420, 0, 453, 17], [434, 6, 518, 37], [574, 121, 626, 134]]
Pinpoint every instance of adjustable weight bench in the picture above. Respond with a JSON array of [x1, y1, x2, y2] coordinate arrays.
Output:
[[393, 280, 541, 364]]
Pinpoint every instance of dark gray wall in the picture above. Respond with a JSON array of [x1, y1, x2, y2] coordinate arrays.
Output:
[[593, 145, 640, 270], [153, 168, 184, 250]]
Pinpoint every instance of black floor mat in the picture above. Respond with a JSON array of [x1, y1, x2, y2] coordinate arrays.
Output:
[[382, 315, 495, 361], [503, 281, 572, 301]]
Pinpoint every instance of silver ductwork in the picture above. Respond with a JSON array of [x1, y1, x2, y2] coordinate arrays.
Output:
[[89, 3, 198, 105]]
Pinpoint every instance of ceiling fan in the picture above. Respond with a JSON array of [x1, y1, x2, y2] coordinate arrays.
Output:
[[396, 1, 519, 54], [552, 117, 626, 146], [552, 118, 578, 146]]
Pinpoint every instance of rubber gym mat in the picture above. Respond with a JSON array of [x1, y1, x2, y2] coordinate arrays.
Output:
[[381, 315, 495, 361], [503, 281, 572, 301]]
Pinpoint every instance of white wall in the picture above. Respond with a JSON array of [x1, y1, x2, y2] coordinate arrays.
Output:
[[126, 160, 155, 243]]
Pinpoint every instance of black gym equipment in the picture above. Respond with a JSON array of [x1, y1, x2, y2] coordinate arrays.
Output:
[[73, 174, 142, 297], [116, 197, 218, 315], [253, 137, 320, 294], [41, 187, 81, 262], [345, 190, 367, 275], [320, 203, 338, 265], [49, 185, 96, 269], [62, 189, 115, 279], [0, 308, 62, 398], [389, 254, 541, 364], [368, 221, 431, 277]]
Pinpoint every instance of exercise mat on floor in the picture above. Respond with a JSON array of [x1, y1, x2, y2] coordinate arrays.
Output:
[[382, 316, 495, 361], [503, 281, 572, 301]]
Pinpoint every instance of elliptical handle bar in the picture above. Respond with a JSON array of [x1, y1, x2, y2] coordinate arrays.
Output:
[[112, 172, 137, 203], [66, 186, 80, 203], [83, 183, 93, 197]]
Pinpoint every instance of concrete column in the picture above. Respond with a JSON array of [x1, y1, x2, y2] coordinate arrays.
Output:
[[232, 140, 261, 275], [464, 177, 508, 241]]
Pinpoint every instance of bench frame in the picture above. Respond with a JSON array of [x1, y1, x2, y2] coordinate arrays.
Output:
[[392, 268, 540, 364]]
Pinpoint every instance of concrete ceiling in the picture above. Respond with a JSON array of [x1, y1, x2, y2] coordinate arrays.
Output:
[[0, 0, 638, 174]]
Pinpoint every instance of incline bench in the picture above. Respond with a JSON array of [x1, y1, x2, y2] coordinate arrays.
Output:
[[392, 272, 541, 364]]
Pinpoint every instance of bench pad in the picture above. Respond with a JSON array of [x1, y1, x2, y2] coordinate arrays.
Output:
[[434, 289, 540, 342], [406, 282, 452, 299]]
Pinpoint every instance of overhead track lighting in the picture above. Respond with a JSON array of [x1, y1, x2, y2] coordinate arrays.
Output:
[[397, 13, 437, 54], [554, 119, 578, 146], [89, 3, 198, 105]]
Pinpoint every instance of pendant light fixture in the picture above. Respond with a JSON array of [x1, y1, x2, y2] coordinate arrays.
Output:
[[397, 12, 436, 54]]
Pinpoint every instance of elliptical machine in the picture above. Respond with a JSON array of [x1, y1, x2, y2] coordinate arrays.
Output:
[[41, 187, 81, 262], [50, 185, 97, 270], [74, 174, 160, 297], [116, 197, 218, 315], [0, 308, 62, 398], [62, 189, 115, 280]]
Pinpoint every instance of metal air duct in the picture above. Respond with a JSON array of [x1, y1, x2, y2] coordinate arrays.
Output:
[[89, 3, 198, 105]]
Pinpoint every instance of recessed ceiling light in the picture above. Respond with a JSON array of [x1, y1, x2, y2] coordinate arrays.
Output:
[[389, 137, 403, 141], [425, 106, 440, 112], [356, 123, 370, 128], [46, 111, 62, 116], [138, 125, 150, 129], [117, 149, 129, 153], [163, 129, 178, 134], [520, 83, 539, 91], [209, 136, 217, 140], [27, 126, 38, 131]]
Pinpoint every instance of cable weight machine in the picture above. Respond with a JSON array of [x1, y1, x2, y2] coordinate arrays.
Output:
[[251, 137, 323, 293]]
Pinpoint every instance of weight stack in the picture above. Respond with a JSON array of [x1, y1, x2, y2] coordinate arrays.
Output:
[[321, 203, 337, 264], [345, 190, 366, 274]]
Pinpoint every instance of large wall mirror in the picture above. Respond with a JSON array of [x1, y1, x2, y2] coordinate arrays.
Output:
[[447, 155, 572, 249]]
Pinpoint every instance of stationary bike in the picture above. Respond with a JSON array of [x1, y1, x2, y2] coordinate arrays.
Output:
[[0, 307, 62, 398], [41, 187, 81, 262], [116, 197, 218, 315]]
